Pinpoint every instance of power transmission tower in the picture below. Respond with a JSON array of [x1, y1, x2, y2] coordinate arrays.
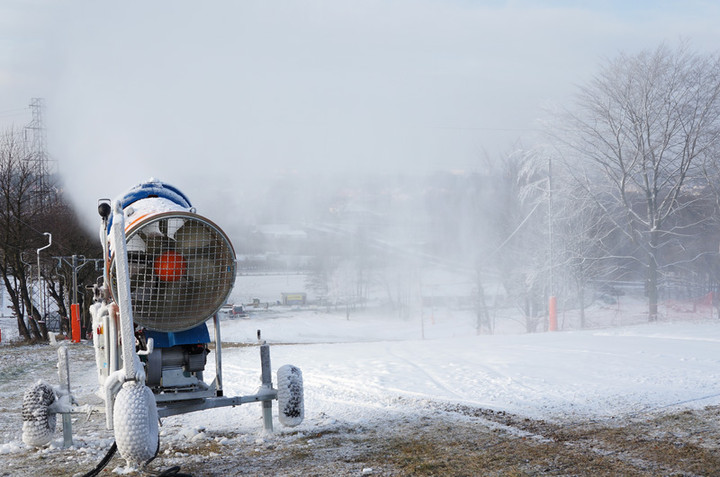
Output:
[[24, 97, 53, 206]]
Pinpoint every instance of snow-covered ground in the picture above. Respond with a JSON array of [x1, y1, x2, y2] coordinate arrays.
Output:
[[2, 294, 720, 430], [205, 310, 720, 426], [1, 276, 719, 474]]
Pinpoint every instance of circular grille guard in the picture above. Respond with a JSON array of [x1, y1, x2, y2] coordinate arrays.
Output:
[[109, 211, 236, 332]]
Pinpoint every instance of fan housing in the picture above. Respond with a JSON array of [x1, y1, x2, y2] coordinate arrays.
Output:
[[109, 209, 236, 333]]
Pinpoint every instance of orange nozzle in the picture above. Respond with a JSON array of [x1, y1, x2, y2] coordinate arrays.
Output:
[[154, 251, 187, 282]]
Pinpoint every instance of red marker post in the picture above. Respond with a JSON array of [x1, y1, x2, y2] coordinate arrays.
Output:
[[71, 303, 81, 343], [548, 295, 558, 332]]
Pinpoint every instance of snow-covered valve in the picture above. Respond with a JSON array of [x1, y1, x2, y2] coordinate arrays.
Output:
[[258, 335, 304, 430], [21, 381, 57, 447], [277, 365, 304, 427], [21, 347, 76, 448]]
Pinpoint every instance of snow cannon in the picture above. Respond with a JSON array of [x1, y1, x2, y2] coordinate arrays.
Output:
[[104, 179, 236, 333], [80, 179, 305, 469]]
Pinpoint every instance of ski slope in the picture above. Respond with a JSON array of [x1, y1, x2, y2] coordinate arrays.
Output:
[[2, 300, 720, 476], [163, 309, 720, 437]]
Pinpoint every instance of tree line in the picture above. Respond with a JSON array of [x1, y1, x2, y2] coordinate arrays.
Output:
[[257, 43, 720, 329], [0, 127, 100, 342]]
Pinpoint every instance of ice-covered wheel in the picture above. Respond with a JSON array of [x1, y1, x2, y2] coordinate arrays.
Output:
[[113, 381, 159, 466], [277, 364, 304, 427], [22, 381, 57, 447]]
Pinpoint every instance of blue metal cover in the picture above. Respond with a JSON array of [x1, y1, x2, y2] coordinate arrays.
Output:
[[106, 179, 193, 234], [145, 323, 210, 348]]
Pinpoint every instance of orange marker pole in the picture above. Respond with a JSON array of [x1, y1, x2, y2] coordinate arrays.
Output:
[[548, 295, 558, 332], [71, 303, 81, 343]]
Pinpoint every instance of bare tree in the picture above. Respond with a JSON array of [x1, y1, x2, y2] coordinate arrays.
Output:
[[0, 127, 101, 342], [0, 128, 47, 341], [552, 174, 619, 327], [487, 149, 550, 333], [554, 44, 720, 320]]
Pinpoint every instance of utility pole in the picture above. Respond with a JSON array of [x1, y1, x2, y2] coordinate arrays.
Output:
[[36, 233, 51, 320], [55, 255, 101, 302], [54, 255, 101, 341], [548, 155, 557, 332]]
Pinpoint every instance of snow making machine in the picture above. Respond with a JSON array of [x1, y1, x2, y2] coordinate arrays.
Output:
[[23, 179, 304, 467]]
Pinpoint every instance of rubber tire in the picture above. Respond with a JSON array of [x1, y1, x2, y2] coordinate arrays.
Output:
[[21, 381, 57, 447], [277, 364, 304, 427], [113, 381, 159, 466]]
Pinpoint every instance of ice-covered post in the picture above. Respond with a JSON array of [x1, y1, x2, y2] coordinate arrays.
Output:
[[213, 312, 223, 397], [258, 330, 274, 432], [57, 344, 73, 447]]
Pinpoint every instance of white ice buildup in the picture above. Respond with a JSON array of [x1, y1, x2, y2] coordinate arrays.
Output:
[[21, 381, 57, 447], [113, 380, 159, 466], [277, 364, 304, 427]]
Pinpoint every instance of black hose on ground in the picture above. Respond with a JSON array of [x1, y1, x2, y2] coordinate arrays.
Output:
[[81, 441, 117, 477], [152, 466, 194, 476], [80, 440, 193, 477]]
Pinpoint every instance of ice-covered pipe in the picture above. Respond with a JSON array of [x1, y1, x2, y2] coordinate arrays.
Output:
[[90, 301, 108, 386], [110, 201, 144, 383], [108, 304, 119, 373], [104, 369, 124, 429]]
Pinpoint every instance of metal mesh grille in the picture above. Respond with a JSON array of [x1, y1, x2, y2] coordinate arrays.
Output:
[[110, 213, 236, 332]]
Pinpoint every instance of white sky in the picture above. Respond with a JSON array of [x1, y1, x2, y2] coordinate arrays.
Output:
[[1, 0, 720, 222]]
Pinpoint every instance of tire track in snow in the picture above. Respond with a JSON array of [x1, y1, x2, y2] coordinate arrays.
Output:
[[384, 345, 559, 406], [385, 348, 467, 401], [386, 344, 589, 414], [308, 373, 402, 412]]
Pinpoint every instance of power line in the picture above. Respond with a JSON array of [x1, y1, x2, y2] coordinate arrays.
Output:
[[0, 107, 29, 118]]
